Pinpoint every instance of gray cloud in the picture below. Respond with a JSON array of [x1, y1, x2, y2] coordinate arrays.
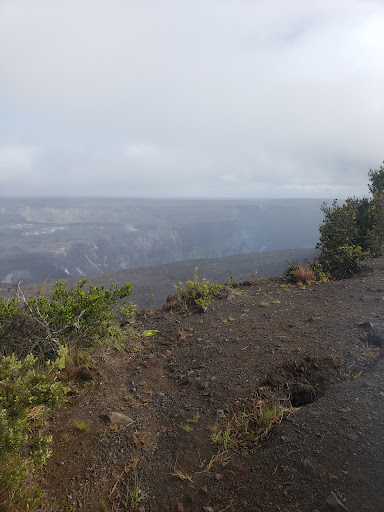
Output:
[[0, 0, 383, 197]]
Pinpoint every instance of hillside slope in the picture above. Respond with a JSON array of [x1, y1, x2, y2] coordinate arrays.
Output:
[[34, 258, 384, 512]]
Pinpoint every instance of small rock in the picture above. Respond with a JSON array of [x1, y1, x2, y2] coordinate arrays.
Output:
[[326, 491, 350, 511], [216, 286, 235, 300], [215, 473, 222, 481], [158, 392, 165, 397], [216, 409, 225, 419], [200, 486, 208, 494], [366, 330, 384, 347], [203, 507, 214, 512], [106, 412, 134, 426], [358, 320, 373, 328]]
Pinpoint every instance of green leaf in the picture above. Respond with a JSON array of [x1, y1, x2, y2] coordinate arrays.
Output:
[[142, 330, 159, 337]]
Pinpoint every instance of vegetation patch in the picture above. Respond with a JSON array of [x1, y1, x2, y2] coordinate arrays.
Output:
[[174, 267, 222, 312], [74, 420, 91, 432], [0, 348, 68, 509], [0, 280, 132, 360], [317, 163, 384, 278], [0, 278, 134, 509], [210, 392, 292, 452], [284, 260, 329, 285], [108, 463, 148, 512]]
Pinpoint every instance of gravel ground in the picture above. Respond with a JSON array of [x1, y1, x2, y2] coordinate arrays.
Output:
[[34, 257, 384, 512]]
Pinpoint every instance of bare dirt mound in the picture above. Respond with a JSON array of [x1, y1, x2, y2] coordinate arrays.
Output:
[[34, 258, 384, 512]]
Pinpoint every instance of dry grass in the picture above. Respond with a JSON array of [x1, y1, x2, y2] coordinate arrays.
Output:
[[163, 298, 180, 311], [295, 266, 315, 285], [107, 460, 148, 511], [210, 392, 293, 452]]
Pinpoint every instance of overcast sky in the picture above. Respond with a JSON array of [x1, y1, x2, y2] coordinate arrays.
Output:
[[0, 0, 383, 198]]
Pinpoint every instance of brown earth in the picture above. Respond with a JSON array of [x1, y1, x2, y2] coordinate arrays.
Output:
[[33, 258, 384, 512]]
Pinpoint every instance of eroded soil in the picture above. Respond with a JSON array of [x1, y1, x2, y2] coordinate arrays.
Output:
[[34, 258, 384, 512]]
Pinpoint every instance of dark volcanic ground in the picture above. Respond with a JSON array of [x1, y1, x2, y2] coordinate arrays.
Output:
[[33, 257, 384, 512]]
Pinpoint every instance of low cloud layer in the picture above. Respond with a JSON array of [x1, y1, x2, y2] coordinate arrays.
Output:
[[1, 0, 383, 197]]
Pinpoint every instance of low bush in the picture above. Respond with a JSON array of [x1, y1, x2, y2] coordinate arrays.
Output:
[[0, 280, 133, 508], [0, 280, 132, 360], [116, 301, 138, 324], [308, 259, 331, 282], [175, 267, 222, 311], [0, 348, 68, 508], [319, 244, 368, 279]]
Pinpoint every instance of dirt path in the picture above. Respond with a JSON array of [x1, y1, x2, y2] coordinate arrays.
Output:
[[35, 258, 384, 512]]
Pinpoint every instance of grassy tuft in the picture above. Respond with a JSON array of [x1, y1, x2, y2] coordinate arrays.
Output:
[[74, 420, 91, 432], [210, 393, 292, 452]]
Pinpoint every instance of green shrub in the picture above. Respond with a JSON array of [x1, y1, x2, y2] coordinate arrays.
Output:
[[116, 301, 138, 324], [0, 297, 19, 323], [284, 261, 301, 283], [0, 348, 68, 508], [308, 259, 331, 282], [317, 199, 371, 278], [317, 164, 384, 278], [319, 244, 368, 278], [175, 267, 222, 312], [0, 280, 132, 359]]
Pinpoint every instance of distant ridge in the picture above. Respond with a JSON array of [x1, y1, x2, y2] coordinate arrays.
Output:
[[16, 248, 318, 307], [0, 197, 325, 285]]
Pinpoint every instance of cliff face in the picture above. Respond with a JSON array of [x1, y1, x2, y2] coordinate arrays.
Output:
[[49, 225, 184, 277], [0, 198, 325, 283]]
